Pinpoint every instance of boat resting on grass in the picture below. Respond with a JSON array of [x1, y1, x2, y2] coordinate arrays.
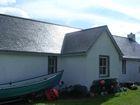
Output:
[[0, 70, 63, 100]]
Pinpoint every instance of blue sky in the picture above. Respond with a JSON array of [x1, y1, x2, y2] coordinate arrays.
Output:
[[0, 0, 140, 42]]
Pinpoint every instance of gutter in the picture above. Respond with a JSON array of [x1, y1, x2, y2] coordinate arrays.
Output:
[[123, 57, 140, 61]]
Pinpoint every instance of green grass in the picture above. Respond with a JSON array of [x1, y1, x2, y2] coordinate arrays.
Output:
[[29, 88, 140, 105]]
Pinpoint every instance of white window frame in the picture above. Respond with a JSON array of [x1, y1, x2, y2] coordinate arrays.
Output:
[[48, 56, 57, 74], [99, 55, 109, 77]]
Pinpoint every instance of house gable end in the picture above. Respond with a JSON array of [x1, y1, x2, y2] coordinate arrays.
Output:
[[61, 26, 107, 55], [86, 27, 123, 58], [85, 30, 122, 86]]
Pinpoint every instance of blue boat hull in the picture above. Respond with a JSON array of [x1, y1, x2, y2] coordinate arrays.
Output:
[[0, 71, 63, 99]]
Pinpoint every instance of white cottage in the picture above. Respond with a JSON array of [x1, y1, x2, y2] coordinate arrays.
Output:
[[0, 14, 139, 89], [61, 26, 123, 88]]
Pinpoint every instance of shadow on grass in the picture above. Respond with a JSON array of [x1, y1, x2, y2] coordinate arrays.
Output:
[[2, 93, 121, 105], [32, 93, 121, 105]]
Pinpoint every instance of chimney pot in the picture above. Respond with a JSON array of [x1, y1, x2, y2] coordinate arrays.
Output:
[[127, 33, 135, 41]]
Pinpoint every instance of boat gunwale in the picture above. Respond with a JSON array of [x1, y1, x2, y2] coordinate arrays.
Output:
[[0, 70, 63, 90]]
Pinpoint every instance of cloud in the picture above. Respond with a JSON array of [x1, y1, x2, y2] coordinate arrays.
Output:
[[0, 0, 140, 42], [0, 7, 29, 18], [49, 0, 140, 23], [17, 1, 140, 27], [0, 0, 16, 5], [0, 0, 29, 18]]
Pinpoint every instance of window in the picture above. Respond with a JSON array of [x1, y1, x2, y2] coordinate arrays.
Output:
[[99, 55, 109, 77], [122, 60, 126, 74], [48, 56, 57, 74], [139, 66, 140, 73]]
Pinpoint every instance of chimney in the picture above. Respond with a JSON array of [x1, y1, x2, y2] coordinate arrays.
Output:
[[127, 33, 135, 41]]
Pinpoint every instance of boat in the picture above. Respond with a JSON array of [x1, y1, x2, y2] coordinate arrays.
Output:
[[0, 70, 63, 100]]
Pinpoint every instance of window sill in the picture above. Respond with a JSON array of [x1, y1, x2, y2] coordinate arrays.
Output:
[[99, 75, 109, 78]]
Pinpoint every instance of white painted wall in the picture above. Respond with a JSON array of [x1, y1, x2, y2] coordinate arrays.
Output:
[[0, 52, 61, 84], [61, 55, 87, 86], [61, 31, 122, 88], [120, 60, 140, 82], [86, 31, 122, 87]]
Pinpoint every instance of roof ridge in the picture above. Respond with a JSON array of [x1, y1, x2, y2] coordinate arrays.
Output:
[[113, 35, 140, 45], [81, 25, 107, 32], [66, 25, 107, 36], [0, 13, 81, 29], [113, 35, 127, 38]]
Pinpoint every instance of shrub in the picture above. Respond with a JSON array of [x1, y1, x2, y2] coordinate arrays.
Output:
[[59, 84, 88, 98], [90, 78, 119, 95], [68, 84, 88, 98]]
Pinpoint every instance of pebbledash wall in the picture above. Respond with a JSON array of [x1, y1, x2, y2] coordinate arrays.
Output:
[[61, 31, 122, 88]]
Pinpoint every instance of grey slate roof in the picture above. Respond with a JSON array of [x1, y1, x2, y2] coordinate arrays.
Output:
[[61, 26, 107, 54], [113, 35, 140, 59], [0, 14, 79, 54], [0, 14, 140, 59]]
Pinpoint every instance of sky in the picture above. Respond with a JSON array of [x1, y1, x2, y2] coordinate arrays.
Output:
[[0, 0, 140, 42]]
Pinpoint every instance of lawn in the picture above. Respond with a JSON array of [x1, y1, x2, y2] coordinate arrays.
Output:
[[32, 87, 140, 105]]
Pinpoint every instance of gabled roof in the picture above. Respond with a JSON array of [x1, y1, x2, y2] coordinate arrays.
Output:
[[0, 14, 139, 59], [113, 35, 140, 59], [0, 14, 80, 54], [61, 26, 106, 54], [62, 25, 123, 56]]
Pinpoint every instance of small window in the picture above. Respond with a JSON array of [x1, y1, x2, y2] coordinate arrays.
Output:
[[122, 60, 126, 74], [48, 56, 57, 74], [99, 55, 109, 77], [138, 66, 140, 73]]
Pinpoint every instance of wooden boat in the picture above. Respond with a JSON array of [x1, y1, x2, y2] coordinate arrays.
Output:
[[0, 70, 63, 99]]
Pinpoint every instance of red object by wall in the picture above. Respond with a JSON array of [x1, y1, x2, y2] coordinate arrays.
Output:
[[45, 88, 59, 101]]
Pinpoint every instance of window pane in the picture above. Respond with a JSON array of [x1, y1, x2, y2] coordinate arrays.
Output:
[[100, 59, 102, 66], [102, 67, 106, 74], [139, 66, 140, 73], [99, 67, 102, 74], [122, 60, 126, 74], [103, 60, 106, 66], [48, 56, 57, 74], [99, 56, 109, 77]]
